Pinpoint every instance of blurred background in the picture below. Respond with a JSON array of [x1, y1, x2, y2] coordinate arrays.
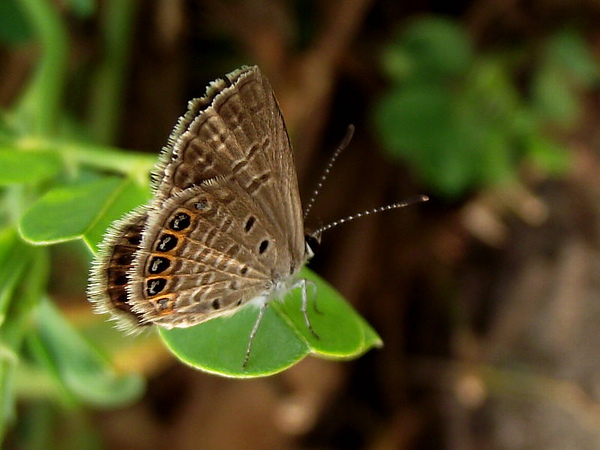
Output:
[[2, 0, 600, 448]]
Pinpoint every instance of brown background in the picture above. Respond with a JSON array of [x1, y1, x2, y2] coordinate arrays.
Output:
[[5, 0, 600, 448]]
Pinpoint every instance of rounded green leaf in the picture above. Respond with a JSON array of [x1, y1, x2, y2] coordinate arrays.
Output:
[[159, 305, 309, 378], [19, 176, 149, 249], [159, 268, 382, 378]]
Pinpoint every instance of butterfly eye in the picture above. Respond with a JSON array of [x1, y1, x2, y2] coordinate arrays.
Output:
[[305, 234, 320, 257]]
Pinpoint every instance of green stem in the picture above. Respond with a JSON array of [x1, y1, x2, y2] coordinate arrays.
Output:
[[89, 0, 139, 144], [0, 244, 48, 442], [15, 137, 156, 185], [15, 0, 69, 137], [60, 142, 155, 185]]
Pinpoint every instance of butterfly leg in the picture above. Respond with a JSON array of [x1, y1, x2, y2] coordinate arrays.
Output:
[[243, 302, 268, 369], [306, 280, 323, 314], [300, 279, 319, 340]]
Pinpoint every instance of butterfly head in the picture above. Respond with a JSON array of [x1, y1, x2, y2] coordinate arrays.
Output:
[[304, 232, 321, 260]]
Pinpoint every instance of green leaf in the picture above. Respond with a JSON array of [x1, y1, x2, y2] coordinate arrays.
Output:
[[374, 83, 480, 197], [0, 234, 48, 347], [159, 268, 382, 378], [28, 298, 144, 407], [0, 229, 35, 324], [475, 130, 515, 186], [0, 0, 32, 45], [0, 237, 48, 441], [0, 357, 16, 442], [66, 0, 96, 18], [547, 29, 599, 84], [525, 135, 570, 175], [374, 83, 454, 156], [0, 148, 62, 185], [532, 62, 580, 127], [466, 57, 522, 122], [0, 228, 33, 438], [386, 16, 473, 81], [12, 0, 69, 138], [19, 176, 149, 250]]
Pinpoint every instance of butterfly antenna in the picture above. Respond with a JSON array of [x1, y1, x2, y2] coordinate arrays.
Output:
[[312, 195, 429, 236], [303, 125, 355, 220]]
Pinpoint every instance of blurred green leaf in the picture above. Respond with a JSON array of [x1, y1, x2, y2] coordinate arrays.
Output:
[[476, 130, 515, 185], [374, 18, 600, 198], [531, 30, 599, 129], [465, 57, 521, 123], [28, 298, 144, 407], [0, 0, 32, 45], [160, 268, 382, 378], [533, 62, 580, 127], [19, 176, 149, 249], [526, 135, 570, 174], [0, 352, 17, 441], [0, 229, 34, 323], [66, 0, 96, 18], [0, 234, 47, 349], [13, 0, 69, 138], [0, 149, 62, 185], [0, 238, 48, 442], [385, 16, 473, 81], [374, 82, 479, 196], [88, 0, 139, 144], [374, 83, 453, 156], [547, 29, 600, 84], [0, 228, 34, 439]]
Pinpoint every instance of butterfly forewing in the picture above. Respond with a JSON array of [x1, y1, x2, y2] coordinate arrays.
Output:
[[151, 69, 250, 199], [257, 75, 306, 267]]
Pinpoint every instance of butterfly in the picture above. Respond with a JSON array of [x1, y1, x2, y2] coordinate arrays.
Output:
[[88, 66, 319, 367]]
